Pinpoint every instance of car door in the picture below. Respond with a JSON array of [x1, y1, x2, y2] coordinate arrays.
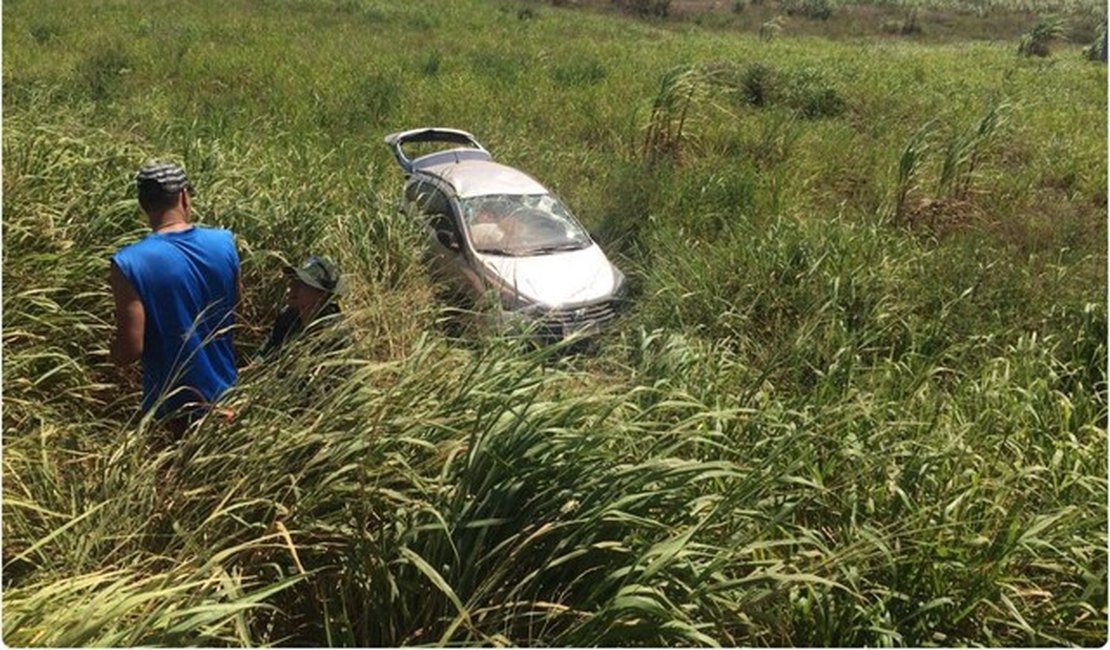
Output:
[[406, 178, 484, 305]]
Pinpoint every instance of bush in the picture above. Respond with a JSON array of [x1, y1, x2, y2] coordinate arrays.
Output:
[[1018, 16, 1068, 57], [794, 85, 845, 118], [1084, 23, 1107, 62], [740, 62, 779, 107], [759, 15, 785, 40], [730, 63, 844, 119], [612, 0, 670, 18], [783, 0, 832, 21], [781, 67, 845, 118], [881, 8, 922, 36]]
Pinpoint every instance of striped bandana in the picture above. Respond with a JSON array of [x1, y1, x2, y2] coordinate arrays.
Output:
[[135, 161, 193, 194]]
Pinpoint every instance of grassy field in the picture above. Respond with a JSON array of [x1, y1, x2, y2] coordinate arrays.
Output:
[[3, 0, 1107, 645], [610, 0, 1108, 44]]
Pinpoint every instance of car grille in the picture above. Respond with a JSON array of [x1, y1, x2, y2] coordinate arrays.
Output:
[[538, 299, 617, 339]]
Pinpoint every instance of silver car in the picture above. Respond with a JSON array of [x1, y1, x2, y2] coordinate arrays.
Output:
[[385, 127, 625, 341]]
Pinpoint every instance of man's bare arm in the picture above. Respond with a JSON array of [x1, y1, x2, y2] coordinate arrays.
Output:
[[109, 262, 144, 366]]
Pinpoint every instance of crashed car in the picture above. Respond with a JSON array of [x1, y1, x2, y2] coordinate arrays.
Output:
[[385, 127, 625, 341]]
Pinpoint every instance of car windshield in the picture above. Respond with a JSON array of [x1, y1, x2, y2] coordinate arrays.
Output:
[[460, 194, 592, 256]]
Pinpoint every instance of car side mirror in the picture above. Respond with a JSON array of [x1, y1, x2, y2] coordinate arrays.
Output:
[[436, 229, 461, 251]]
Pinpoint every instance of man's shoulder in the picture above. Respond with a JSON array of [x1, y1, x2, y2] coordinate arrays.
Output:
[[192, 224, 236, 244], [193, 224, 234, 235], [194, 226, 239, 261], [113, 226, 237, 271], [112, 232, 162, 262]]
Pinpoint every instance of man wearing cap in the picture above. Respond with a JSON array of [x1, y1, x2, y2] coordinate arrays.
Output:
[[257, 254, 344, 358], [109, 161, 240, 431]]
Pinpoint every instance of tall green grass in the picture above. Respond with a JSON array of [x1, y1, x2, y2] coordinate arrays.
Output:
[[4, 0, 1105, 645]]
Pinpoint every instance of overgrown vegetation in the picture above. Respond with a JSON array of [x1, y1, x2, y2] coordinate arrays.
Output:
[[592, 0, 1105, 47], [4, 0, 1106, 646], [782, 0, 833, 20], [612, 0, 671, 18], [1084, 21, 1108, 61], [1018, 15, 1069, 56]]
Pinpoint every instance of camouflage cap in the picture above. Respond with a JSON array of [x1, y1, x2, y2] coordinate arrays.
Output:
[[284, 254, 342, 294]]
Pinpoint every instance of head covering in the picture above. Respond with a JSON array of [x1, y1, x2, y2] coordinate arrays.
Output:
[[284, 254, 342, 294], [135, 161, 193, 195]]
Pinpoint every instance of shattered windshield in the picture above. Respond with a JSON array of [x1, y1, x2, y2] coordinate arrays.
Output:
[[460, 194, 592, 256]]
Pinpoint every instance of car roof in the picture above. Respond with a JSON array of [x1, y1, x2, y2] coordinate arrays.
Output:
[[419, 159, 549, 199]]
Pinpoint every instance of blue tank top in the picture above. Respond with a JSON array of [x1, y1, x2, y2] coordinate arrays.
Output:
[[112, 226, 239, 416]]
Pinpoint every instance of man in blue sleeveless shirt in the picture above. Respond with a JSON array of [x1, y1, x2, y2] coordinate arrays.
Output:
[[109, 162, 240, 432]]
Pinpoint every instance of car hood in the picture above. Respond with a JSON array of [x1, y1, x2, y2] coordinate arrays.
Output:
[[477, 245, 620, 307]]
